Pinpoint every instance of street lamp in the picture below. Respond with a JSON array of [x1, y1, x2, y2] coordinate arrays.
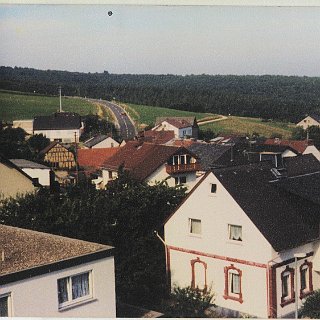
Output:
[[294, 253, 306, 319]]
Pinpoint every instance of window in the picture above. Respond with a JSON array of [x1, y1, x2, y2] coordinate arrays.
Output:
[[210, 183, 217, 193], [223, 265, 243, 303], [189, 218, 201, 235], [57, 271, 92, 309], [228, 224, 242, 241], [191, 258, 207, 291], [280, 266, 295, 307], [300, 260, 313, 299], [0, 294, 11, 317], [175, 176, 187, 185]]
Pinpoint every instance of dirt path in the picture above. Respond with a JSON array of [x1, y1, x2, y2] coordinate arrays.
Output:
[[198, 115, 228, 126]]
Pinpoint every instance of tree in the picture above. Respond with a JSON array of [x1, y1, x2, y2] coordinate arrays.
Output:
[[28, 134, 50, 154], [164, 286, 215, 318], [299, 290, 320, 319]]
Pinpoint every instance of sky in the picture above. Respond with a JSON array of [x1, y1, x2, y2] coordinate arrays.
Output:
[[1, 4, 320, 76]]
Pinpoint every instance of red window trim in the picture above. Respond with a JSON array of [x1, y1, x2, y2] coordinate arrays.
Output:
[[280, 266, 295, 307], [299, 260, 313, 299], [223, 264, 243, 304], [190, 257, 207, 292]]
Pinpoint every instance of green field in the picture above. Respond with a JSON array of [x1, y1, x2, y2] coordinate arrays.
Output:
[[0, 91, 97, 121], [122, 102, 294, 138], [200, 116, 294, 139], [122, 103, 217, 128]]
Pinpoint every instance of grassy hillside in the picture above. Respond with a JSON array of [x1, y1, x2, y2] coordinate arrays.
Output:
[[122, 102, 294, 138], [121, 103, 217, 128], [0, 91, 97, 121]]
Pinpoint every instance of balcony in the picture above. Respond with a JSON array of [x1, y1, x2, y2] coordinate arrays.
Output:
[[166, 162, 201, 174]]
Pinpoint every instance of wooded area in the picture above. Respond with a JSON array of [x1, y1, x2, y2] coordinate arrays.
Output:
[[1, 66, 320, 122]]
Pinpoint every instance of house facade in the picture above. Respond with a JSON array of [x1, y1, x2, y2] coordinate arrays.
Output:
[[297, 114, 320, 130], [153, 117, 199, 139], [83, 135, 120, 149], [102, 141, 200, 190], [40, 142, 76, 170], [10, 159, 52, 186], [0, 156, 38, 199], [0, 224, 116, 317], [164, 162, 320, 318], [33, 112, 84, 143]]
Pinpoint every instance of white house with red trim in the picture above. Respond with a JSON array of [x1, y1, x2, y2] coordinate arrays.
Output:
[[164, 161, 320, 318]]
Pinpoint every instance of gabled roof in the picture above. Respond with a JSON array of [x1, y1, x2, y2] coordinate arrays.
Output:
[[262, 138, 312, 154], [33, 112, 82, 130], [308, 114, 320, 123], [0, 224, 114, 284], [155, 117, 196, 129], [102, 141, 196, 181], [283, 153, 320, 177], [83, 134, 118, 148], [142, 130, 175, 144], [213, 162, 320, 252], [39, 141, 73, 155], [10, 159, 50, 170], [78, 148, 119, 169]]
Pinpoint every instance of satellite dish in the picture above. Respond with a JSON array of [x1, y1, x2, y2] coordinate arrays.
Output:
[[108, 11, 113, 16]]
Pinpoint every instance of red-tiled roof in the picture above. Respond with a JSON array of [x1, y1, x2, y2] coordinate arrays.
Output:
[[102, 141, 193, 181], [143, 130, 175, 144], [78, 148, 119, 169], [173, 139, 197, 147], [263, 139, 311, 154]]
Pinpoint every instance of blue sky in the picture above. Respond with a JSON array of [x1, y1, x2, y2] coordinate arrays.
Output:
[[1, 5, 320, 76]]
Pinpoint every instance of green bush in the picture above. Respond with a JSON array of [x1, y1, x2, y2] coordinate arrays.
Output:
[[299, 290, 320, 319], [164, 285, 215, 318]]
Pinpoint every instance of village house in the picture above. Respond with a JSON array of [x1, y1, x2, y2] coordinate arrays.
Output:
[[102, 141, 200, 190], [33, 112, 84, 143], [152, 117, 199, 140], [40, 141, 77, 170], [10, 159, 53, 187], [83, 135, 120, 149], [0, 155, 39, 199], [164, 158, 320, 318], [0, 224, 116, 317], [297, 114, 320, 130]]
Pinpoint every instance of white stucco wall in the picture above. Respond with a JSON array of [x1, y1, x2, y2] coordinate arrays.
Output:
[[34, 129, 82, 143], [178, 127, 193, 138], [165, 172, 274, 317], [297, 116, 320, 130], [22, 168, 51, 186], [154, 121, 179, 137], [281, 149, 298, 158], [145, 164, 198, 191], [92, 137, 119, 149], [1, 256, 116, 318], [303, 145, 320, 161]]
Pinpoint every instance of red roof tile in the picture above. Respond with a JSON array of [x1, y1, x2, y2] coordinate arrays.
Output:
[[143, 130, 175, 144], [263, 139, 312, 154], [78, 148, 119, 169]]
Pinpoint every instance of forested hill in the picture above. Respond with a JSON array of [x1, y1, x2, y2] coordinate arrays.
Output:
[[1, 66, 320, 122]]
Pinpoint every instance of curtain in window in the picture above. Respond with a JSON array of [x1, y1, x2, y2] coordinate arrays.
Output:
[[0, 297, 8, 317], [190, 219, 201, 234], [58, 278, 69, 304], [72, 273, 90, 300], [301, 268, 307, 290], [230, 225, 242, 241], [231, 273, 240, 294]]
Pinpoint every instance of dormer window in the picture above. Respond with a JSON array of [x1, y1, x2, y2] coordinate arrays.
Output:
[[228, 224, 242, 241]]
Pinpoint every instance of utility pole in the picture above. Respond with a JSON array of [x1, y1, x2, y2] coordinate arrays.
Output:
[[74, 132, 79, 185], [59, 86, 62, 113]]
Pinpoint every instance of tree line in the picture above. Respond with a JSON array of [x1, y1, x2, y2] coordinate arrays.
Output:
[[1, 66, 320, 123]]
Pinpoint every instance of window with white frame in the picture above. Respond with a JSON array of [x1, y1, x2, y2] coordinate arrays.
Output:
[[0, 294, 11, 317], [57, 271, 92, 308], [189, 218, 201, 235], [228, 224, 242, 241], [175, 176, 187, 185]]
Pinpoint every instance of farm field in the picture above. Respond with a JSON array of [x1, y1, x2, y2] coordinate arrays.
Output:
[[122, 102, 294, 139], [200, 116, 294, 139], [122, 103, 217, 128], [0, 91, 97, 121]]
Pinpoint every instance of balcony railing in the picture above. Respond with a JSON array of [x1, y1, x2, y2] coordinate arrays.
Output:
[[166, 162, 200, 174]]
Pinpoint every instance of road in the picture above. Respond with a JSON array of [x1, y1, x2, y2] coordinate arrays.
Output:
[[89, 99, 137, 140]]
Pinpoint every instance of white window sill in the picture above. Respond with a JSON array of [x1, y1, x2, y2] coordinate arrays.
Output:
[[189, 233, 202, 238], [226, 240, 243, 246], [58, 297, 97, 312]]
